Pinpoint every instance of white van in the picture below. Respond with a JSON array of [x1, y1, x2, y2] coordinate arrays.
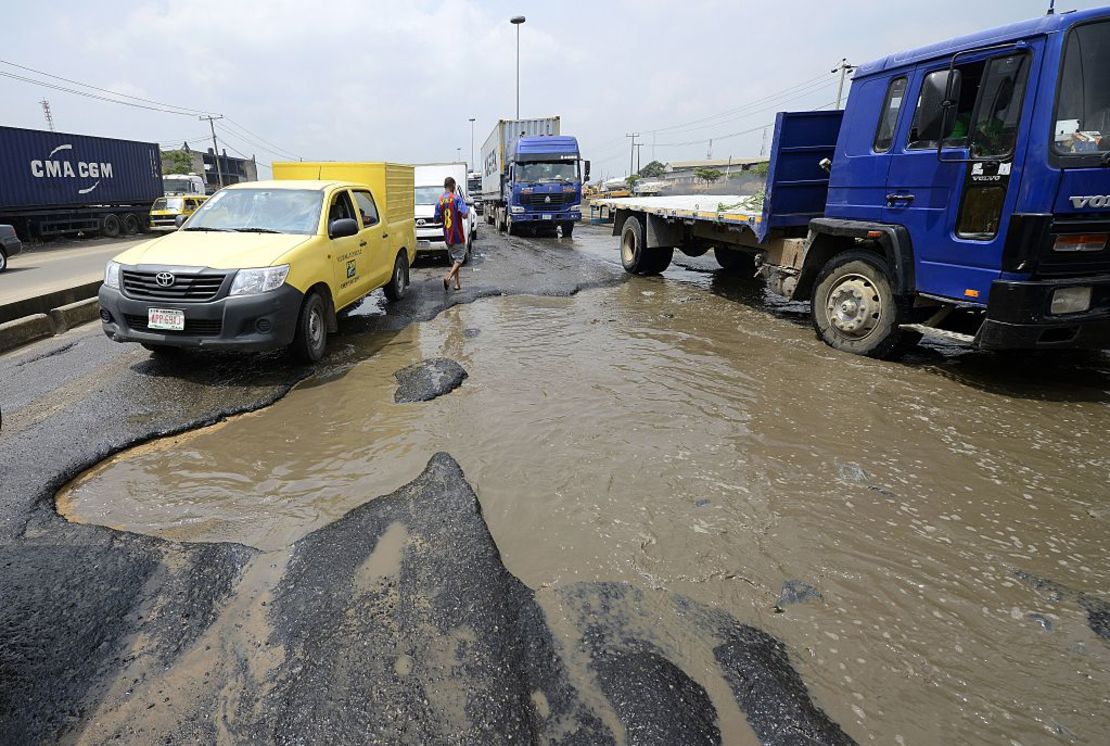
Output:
[[414, 162, 477, 262]]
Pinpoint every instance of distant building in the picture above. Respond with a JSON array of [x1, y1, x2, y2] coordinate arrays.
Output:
[[162, 141, 258, 193], [663, 157, 768, 187]]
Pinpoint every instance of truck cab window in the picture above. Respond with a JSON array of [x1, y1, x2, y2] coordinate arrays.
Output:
[[329, 192, 355, 223], [968, 54, 1029, 159], [352, 191, 380, 227], [908, 62, 984, 150], [874, 77, 908, 152], [1053, 20, 1110, 163]]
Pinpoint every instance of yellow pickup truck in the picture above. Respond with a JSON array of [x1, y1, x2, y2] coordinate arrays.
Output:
[[99, 163, 416, 362]]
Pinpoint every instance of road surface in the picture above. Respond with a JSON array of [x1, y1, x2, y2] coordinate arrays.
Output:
[[1, 224, 1107, 744], [0, 236, 147, 305]]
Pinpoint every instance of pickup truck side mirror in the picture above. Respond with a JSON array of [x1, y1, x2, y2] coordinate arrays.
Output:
[[175, 214, 188, 229], [329, 218, 358, 239]]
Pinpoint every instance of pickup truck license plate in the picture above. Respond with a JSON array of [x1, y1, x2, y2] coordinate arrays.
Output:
[[541, 214, 553, 220], [148, 308, 185, 331]]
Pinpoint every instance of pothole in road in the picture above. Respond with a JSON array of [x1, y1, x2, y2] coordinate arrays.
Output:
[[56, 285, 1110, 744]]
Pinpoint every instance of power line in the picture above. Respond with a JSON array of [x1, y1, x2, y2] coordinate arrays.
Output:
[[0, 58, 207, 115], [0, 70, 200, 116], [222, 117, 301, 160]]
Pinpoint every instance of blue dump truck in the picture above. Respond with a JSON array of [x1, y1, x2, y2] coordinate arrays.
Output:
[[600, 7, 1110, 358], [479, 117, 589, 237]]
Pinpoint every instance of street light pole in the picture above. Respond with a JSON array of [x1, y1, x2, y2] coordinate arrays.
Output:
[[511, 16, 526, 119], [468, 117, 476, 171]]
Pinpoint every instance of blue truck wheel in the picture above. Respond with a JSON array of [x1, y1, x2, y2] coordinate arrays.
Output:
[[811, 251, 918, 359]]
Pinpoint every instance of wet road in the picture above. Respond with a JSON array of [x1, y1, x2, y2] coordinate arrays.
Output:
[[3, 223, 1110, 744]]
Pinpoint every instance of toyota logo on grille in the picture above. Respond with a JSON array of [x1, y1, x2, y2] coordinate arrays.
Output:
[[416, 218, 426, 226], [155, 272, 176, 287]]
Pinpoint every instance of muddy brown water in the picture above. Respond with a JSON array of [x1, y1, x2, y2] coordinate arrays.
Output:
[[58, 264, 1110, 743]]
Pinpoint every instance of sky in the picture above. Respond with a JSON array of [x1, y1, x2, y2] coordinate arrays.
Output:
[[1, 0, 1106, 182]]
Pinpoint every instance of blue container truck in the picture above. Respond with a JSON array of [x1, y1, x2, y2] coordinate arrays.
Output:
[[0, 125, 163, 240], [601, 7, 1110, 358], [479, 116, 590, 237]]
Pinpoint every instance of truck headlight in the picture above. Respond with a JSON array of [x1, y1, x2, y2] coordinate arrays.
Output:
[[104, 261, 121, 289], [229, 265, 290, 296], [1050, 286, 1092, 315], [510, 206, 525, 214]]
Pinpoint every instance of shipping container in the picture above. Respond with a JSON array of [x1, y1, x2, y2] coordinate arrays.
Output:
[[479, 117, 560, 200], [0, 125, 163, 239]]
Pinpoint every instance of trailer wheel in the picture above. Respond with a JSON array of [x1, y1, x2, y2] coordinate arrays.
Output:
[[497, 210, 507, 233], [101, 214, 122, 238], [713, 247, 755, 273], [811, 250, 915, 359], [0, 249, 7, 273], [121, 213, 140, 235], [620, 215, 672, 275]]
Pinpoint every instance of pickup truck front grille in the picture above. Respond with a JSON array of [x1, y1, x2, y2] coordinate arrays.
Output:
[[123, 314, 223, 336], [520, 192, 573, 209], [121, 269, 227, 301]]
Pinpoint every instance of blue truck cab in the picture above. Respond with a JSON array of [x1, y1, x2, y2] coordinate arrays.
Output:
[[612, 8, 1110, 358], [506, 135, 587, 236]]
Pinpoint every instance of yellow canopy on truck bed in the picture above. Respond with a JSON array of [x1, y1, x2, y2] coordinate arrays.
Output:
[[272, 161, 415, 228]]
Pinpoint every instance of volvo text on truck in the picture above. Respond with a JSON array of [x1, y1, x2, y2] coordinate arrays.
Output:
[[479, 117, 590, 237], [0, 125, 163, 240], [600, 8, 1110, 359], [99, 163, 416, 362]]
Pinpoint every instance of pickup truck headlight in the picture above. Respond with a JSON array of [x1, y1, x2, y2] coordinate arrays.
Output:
[[510, 206, 525, 214], [104, 261, 121, 289], [229, 265, 290, 296]]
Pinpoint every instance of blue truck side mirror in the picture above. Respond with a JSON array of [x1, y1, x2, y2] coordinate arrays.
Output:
[[584, 160, 591, 181]]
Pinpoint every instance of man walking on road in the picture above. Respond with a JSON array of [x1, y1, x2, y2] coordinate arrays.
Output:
[[435, 176, 469, 291]]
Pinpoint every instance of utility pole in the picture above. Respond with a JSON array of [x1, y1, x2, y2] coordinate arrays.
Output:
[[511, 16, 526, 118], [707, 138, 713, 159], [625, 132, 639, 176], [651, 131, 656, 161], [831, 58, 857, 109], [199, 114, 225, 188], [760, 126, 769, 157], [457, 147, 462, 163], [468, 117, 476, 171], [634, 142, 643, 174], [40, 99, 55, 132]]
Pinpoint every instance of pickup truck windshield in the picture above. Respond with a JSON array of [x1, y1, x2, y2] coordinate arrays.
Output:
[[414, 186, 443, 205], [518, 162, 577, 182], [1054, 19, 1110, 163], [186, 189, 324, 235]]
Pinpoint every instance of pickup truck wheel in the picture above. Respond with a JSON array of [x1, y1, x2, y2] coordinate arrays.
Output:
[[811, 250, 913, 359], [291, 291, 328, 363], [384, 252, 409, 301], [122, 213, 140, 235], [620, 215, 673, 275], [714, 247, 755, 273], [101, 214, 122, 238]]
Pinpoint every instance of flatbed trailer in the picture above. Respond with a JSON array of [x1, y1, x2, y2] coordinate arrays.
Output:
[[599, 9, 1110, 360]]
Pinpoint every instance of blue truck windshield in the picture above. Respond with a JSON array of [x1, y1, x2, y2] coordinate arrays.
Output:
[[1054, 20, 1110, 161], [518, 162, 577, 182], [186, 189, 324, 235]]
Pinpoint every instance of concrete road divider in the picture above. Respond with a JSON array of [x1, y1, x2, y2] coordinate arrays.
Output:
[[48, 298, 101, 334], [0, 314, 55, 354]]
